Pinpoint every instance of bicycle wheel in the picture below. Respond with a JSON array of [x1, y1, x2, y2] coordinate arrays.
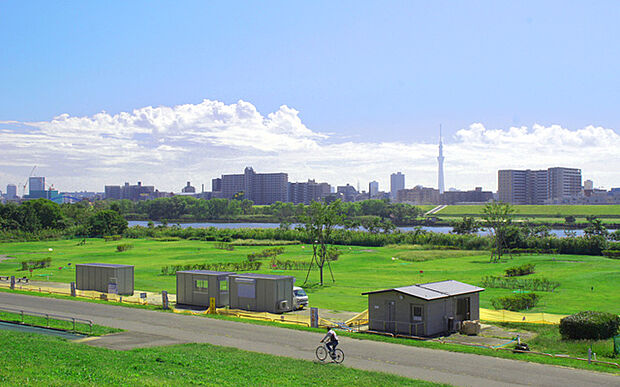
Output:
[[333, 349, 344, 364], [315, 345, 328, 361]]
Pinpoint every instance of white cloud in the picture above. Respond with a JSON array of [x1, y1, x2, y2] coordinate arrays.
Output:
[[0, 100, 618, 193]]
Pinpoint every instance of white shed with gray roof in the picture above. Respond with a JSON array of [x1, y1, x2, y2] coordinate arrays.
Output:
[[362, 280, 484, 337]]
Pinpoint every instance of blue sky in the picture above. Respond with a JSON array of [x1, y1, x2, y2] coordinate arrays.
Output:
[[0, 1, 619, 192]]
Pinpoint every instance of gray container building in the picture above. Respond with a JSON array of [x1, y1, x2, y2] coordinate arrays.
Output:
[[229, 273, 294, 313], [75, 263, 134, 296], [362, 280, 484, 337], [176, 270, 235, 308]]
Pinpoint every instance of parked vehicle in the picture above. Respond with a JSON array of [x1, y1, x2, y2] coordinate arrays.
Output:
[[293, 286, 308, 309]]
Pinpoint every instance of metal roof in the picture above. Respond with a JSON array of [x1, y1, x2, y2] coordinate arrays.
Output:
[[362, 280, 484, 300], [230, 273, 294, 280], [76, 263, 133, 268], [176, 270, 235, 276]]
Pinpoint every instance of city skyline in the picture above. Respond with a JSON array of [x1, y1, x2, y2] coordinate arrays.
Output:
[[1, 2, 619, 192]]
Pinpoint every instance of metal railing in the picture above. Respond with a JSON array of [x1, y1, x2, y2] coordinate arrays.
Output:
[[0, 306, 93, 334]]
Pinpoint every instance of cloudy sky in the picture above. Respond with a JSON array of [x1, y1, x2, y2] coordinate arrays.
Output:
[[1, 2, 619, 193]]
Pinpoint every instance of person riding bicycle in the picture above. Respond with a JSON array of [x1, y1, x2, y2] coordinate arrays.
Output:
[[320, 326, 339, 358]]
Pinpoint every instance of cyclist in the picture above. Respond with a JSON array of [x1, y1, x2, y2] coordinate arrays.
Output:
[[320, 326, 339, 358]]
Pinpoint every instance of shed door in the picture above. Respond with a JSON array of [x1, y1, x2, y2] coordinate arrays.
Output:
[[385, 300, 396, 333], [456, 297, 471, 321]]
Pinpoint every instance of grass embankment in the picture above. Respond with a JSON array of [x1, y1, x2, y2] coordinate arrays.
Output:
[[0, 331, 443, 386], [0, 310, 120, 336], [434, 205, 620, 224], [1, 238, 619, 315]]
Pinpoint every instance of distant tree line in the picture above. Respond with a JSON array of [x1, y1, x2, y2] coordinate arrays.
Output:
[[93, 196, 424, 225]]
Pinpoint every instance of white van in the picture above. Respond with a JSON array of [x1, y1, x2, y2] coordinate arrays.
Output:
[[293, 286, 308, 309]]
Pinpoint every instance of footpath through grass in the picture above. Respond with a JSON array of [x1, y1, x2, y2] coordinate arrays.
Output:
[[0, 330, 444, 386]]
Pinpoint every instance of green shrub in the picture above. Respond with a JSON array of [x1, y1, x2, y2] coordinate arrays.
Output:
[[490, 293, 540, 311], [116, 243, 134, 252], [505, 263, 535, 277], [19, 257, 52, 271], [214, 242, 235, 251], [559, 311, 620, 340], [480, 276, 559, 292], [103, 235, 122, 242], [601, 250, 620, 259]]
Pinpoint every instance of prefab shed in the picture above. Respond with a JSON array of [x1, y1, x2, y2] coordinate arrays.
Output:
[[75, 263, 134, 296], [176, 270, 235, 308], [362, 280, 484, 337], [228, 273, 294, 313]]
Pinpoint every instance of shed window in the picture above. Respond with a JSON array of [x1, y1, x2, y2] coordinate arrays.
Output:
[[235, 278, 256, 298], [219, 279, 228, 292], [195, 280, 208, 291], [411, 305, 423, 322]]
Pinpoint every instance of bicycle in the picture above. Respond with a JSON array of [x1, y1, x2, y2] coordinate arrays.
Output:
[[315, 344, 344, 364]]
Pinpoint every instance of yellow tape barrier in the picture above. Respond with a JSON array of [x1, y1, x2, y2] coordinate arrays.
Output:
[[480, 308, 567, 324], [0, 282, 154, 306], [344, 308, 568, 327], [173, 307, 319, 327]]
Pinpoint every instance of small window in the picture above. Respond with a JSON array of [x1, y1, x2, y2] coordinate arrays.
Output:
[[219, 279, 228, 292], [195, 279, 208, 291], [411, 305, 423, 322]]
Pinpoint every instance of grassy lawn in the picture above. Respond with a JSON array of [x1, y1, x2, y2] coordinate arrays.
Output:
[[435, 204, 620, 218], [0, 330, 443, 386], [0, 310, 121, 336], [1, 238, 619, 315]]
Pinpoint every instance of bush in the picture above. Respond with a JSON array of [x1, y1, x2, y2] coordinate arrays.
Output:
[[559, 311, 620, 340], [214, 242, 235, 251], [505, 263, 535, 277], [103, 235, 123, 242], [490, 293, 540, 311], [116, 243, 134, 252], [601, 250, 620, 259], [480, 276, 559, 292]]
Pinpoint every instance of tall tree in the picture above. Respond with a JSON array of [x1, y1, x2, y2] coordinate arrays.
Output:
[[303, 200, 344, 285], [482, 202, 515, 263]]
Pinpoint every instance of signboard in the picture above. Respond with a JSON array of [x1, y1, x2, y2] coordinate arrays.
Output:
[[162, 290, 169, 310], [209, 297, 216, 314], [70, 282, 76, 297], [310, 307, 319, 328], [10, 276, 15, 290]]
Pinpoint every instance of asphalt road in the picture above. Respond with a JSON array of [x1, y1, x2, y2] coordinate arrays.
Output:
[[1, 293, 618, 387]]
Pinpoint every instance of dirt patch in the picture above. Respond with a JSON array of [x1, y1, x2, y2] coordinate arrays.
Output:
[[360, 249, 375, 252], [440, 323, 537, 348]]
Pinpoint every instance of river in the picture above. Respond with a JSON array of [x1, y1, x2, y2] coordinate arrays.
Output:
[[128, 221, 584, 237]]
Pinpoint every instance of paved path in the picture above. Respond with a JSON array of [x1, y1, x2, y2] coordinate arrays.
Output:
[[0, 293, 618, 387]]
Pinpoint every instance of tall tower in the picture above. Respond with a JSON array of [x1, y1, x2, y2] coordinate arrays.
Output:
[[437, 125, 445, 194]]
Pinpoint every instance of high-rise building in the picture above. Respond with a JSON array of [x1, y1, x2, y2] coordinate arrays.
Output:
[[104, 185, 122, 200], [498, 167, 582, 204], [181, 181, 196, 193], [369, 181, 379, 198], [6, 184, 17, 199], [212, 178, 222, 192], [29, 177, 45, 193], [548, 167, 582, 199], [220, 167, 288, 205], [438, 127, 445, 194], [337, 184, 358, 202], [390, 172, 405, 199], [397, 186, 440, 205], [288, 179, 331, 204]]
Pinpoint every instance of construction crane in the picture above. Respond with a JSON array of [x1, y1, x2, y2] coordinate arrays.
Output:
[[20, 165, 37, 197]]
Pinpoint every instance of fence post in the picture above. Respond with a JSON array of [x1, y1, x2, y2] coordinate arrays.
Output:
[[10, 276, 15, 290], [20, 310, 24, 323]]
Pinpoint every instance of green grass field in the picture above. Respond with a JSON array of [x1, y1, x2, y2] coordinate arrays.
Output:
[[435, 204, 620, 218], [0, 331, 441, 386], [1, 238, 618, 315]]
